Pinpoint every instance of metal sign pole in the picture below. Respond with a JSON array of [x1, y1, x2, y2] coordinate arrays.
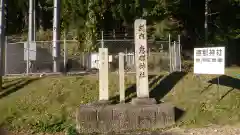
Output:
[[217, 76, 220, 100], [53, 0, 60, 72]]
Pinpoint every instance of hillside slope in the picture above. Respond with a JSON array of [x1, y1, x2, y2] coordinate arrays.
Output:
[[0, 68, 240, 134]]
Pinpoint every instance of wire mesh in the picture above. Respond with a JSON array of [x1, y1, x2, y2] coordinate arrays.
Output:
[[5, 42, 26, 74], [169, 41, 182, 72], [5, 40, 82, 75], [100, 39, 172, 74], [4, 36, 181, 75]]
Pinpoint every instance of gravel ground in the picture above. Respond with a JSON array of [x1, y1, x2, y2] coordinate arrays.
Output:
[[181, 126, 240, 135], [154, 126, 240, 135], [2, 126, 240, 135], [112, 126, 240, 135]]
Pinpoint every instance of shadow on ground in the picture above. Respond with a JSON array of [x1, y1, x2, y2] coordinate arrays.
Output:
[[109, 72, 186, 122], [110, 75, 157, 104], [0, 77, 40, 99], [110, 72, 187, 103], [149, 72, 187, 102], [207, 75, 240, 101]]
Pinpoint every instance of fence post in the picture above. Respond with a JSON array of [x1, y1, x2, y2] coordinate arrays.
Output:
[[168, 34, 172, 73], [113, 29, 116, 39], [4, 36, 7, 75], [178, 35, 181, 72], [148, 47, 151, 56], [82, 53, 85, 70], [63, 31, 67, 73], [173, 41, 176, 72], [26, 41, 30, 75]]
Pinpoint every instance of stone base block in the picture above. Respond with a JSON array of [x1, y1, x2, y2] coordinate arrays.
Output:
[[86, 100, 111, 106], [76, 102, 175, 134], [131, 97, 157, 105]]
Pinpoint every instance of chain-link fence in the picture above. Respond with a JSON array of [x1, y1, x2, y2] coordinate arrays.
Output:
[[4, 35, 181, 76], [4, 39, 81, 75], [103, 40, 171, 74], [97, 36, 182, 74], [169, 40, 182, 72]]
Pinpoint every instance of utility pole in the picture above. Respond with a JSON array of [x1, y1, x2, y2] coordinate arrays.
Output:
[[28, 0, 34, 42], [27, 0, 35, 74], [33, 0, 36, 41], [205, 0, 208, 46], [53, 0, 60, 72], [0, 0, 5, 91]]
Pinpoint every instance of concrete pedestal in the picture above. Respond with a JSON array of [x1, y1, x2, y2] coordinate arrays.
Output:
[[76, 102, 175, 133]]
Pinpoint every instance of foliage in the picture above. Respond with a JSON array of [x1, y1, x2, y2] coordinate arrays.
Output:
[[5, 0, 240, 50]]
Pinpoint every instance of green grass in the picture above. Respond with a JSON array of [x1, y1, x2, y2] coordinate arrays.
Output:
[[0, 68, 240, 133]]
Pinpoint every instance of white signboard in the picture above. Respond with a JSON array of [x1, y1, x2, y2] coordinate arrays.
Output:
[[90, 53, 99, 69], [108, 55, 112, 62], [194, 47, 225, 75], [90, 53, 112, 69], [24, 42, 36, 61], [134, 19, 149, 98]]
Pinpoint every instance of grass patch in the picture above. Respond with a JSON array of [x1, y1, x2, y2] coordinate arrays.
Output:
[[0, 68, 240, 133], [0, 74, 136, 133], [164, 68, 240, 127]]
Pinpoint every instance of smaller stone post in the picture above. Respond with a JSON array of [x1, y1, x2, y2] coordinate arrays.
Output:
[[99, 48, 109, 101], [118, 52, 125, 103]]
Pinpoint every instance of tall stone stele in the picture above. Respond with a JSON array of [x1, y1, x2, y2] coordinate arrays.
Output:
[[131, 19, 156, 105]]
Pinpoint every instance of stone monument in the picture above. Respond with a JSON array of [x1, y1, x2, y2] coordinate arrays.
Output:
[[76, 19, 175, 134], [131, 19, 156, 105]]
